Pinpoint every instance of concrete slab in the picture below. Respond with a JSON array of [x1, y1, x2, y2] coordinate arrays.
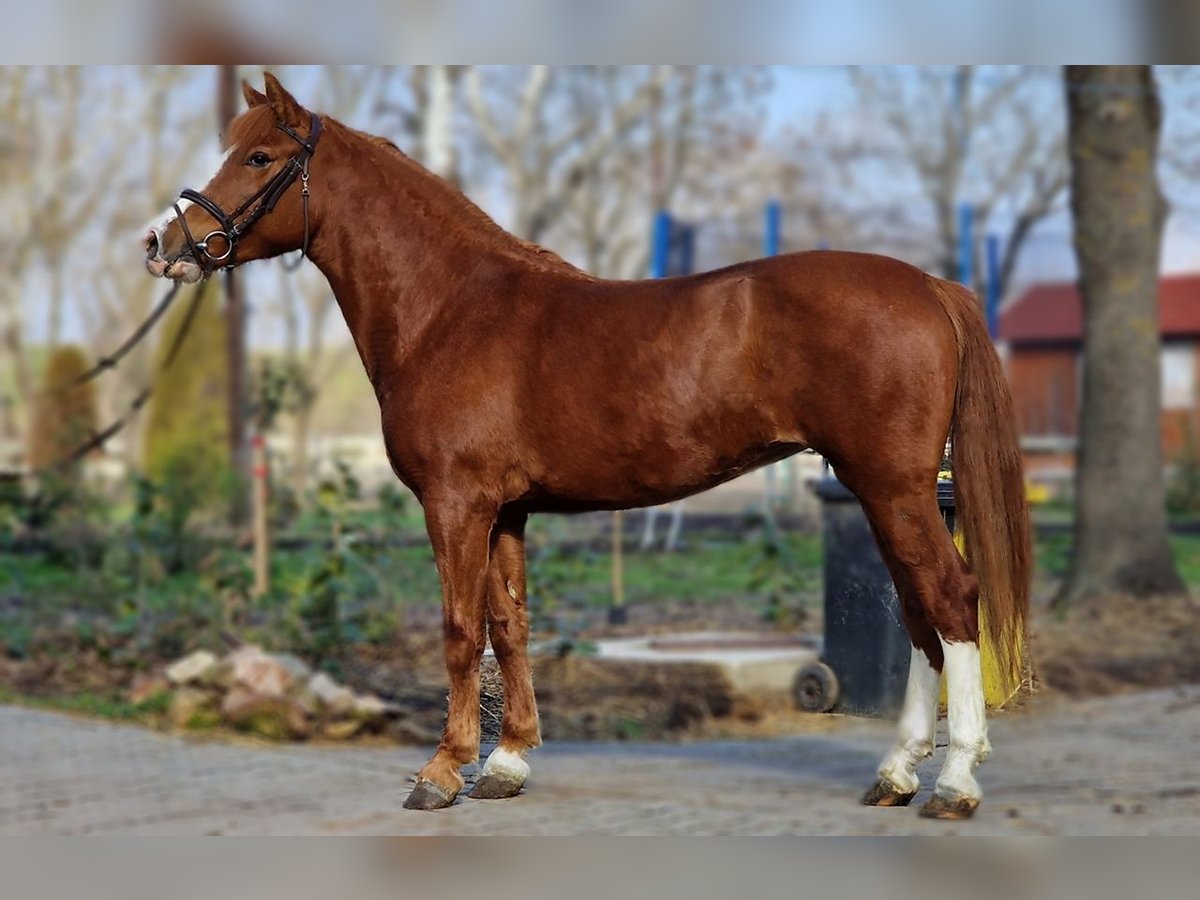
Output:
[[594, 631, 820, 694]]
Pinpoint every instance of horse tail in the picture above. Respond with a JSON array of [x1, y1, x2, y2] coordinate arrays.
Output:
[[928, 276, 1031, 700]]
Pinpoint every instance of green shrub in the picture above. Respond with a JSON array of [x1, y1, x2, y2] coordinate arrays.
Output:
[[26, 345, 98, 474], [142, 280, 233, 528]]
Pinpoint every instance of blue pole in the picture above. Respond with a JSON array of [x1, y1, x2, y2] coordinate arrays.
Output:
[[764, 200, 785, 505], [985, 233, 1001, 339], [765, 200, 781, 257], [651, 210, 671, 278], [957, 202, 973, 288]]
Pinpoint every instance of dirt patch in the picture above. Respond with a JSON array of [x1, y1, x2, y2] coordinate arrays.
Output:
[[575, 598, 814, 640], [530, 654, 738, 740], [1032, 593, 1200, 698], [0, 649, 131, 699], [333, 605, 820, 743]]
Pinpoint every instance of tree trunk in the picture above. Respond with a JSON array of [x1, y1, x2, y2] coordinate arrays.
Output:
[[251, 434, 270, 600], [0, 283, 32, 444], [219, 64, 251, 523], [290, 398, 314, 500], [46, 258, 64, 356], [423, 66, 459, 185], [1056, 65, 1186, 607]]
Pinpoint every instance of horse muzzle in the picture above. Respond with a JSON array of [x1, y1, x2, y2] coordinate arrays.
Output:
[[143, 226, 205, 283]]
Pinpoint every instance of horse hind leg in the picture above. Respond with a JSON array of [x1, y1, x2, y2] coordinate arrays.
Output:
[[923, 633, 991, 820], [856, 484, 990, 819], [861, 590, 941, 807], [470, 509, 541, 800]]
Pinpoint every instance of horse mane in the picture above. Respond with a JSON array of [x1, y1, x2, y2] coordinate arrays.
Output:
[[342, 122, 597, 281]]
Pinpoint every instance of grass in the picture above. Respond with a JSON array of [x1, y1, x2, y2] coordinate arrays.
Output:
[[1035, 531, 1074, 579], [0, 522, 822, 667], [1032, 528, 1200, 588], [1, 527, 821, 614], [7, 517, 1200, 668], [1170, 535, 1200, 586], [525, 532, 823, 609], [0, 683, 171, 722]]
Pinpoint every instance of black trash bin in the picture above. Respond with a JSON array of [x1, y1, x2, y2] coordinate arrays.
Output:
[[793, 475, 955, 717]]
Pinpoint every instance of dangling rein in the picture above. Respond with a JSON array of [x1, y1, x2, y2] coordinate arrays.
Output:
[[17, 278, 203, 476]]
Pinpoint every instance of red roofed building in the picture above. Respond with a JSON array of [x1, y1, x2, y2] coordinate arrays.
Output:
[[999, 273, 1200, 479]]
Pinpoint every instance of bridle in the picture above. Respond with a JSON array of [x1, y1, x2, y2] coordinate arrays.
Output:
[[173, 112, 322, 273]]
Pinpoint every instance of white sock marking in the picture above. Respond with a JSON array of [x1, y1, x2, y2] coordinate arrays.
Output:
[[481, 746, 530, 783], [877, 647, 940, 794], [936, 637, 990, 801]]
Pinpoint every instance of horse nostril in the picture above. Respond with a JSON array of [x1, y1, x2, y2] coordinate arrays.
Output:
[[144, 230, 159, 260]]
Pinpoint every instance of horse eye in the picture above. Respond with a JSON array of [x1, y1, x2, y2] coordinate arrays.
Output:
[[247, 152, 271, 168]]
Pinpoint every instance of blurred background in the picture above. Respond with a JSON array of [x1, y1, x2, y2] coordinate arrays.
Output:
[[1, 67, 1199, 835]]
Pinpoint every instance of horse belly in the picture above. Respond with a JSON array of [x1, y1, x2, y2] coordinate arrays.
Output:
[[525, 405, 807, 512]]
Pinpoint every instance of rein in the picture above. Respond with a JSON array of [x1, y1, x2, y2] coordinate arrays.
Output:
[[11, 280, 208, 478], [174, 113, 322, 273], [63, 281, 182, 391], [51, 283, 208, 472]]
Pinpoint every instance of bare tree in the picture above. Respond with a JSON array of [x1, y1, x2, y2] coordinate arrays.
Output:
[[463, 67, 770, 274], [1057, 65, 1185, 606], [2, 69, 112, 355], [38, 69, 109, 352], [824, 66, 1068, 296], [80, 67, 212, 468], [1156, 65, 1200, 226], [0, 68, 36, 437], [1, 67, 213, 467], [372, 66, 465, 184]]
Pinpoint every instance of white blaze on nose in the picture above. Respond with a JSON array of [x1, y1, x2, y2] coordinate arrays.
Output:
[[142, 198, 194, 261], [143, 146, 234, 259]]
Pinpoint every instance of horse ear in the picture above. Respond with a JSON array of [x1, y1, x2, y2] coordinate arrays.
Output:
[[263, 72, 306, 127], [242, 80, 268, 109]]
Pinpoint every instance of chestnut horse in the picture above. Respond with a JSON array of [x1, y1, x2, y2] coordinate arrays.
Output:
[[144, 74, 1030, 819]]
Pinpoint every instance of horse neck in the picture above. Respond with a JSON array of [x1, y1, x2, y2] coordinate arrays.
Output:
[[305, 120, 582, 387]]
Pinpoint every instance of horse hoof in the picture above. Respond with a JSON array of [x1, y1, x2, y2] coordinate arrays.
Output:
[[861, 779, 917, 807], [403, 779, 458, 810], [469, 773, 525, 800], [918, 793, 979, 820]]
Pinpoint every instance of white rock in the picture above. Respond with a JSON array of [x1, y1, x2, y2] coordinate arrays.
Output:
[[352, 694, 389, 718], [274, 653, 313, 684], [227, 645, 294, 699], [165, 650, 218, 686], [307, 672, 356, 717]]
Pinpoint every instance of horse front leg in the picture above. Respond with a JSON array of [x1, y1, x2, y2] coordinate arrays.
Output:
[[404, 496, 496, 811], [471, 507, 541, 799]]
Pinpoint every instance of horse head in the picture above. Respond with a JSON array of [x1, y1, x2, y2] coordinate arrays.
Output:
[[144, 73, 320, 283]]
